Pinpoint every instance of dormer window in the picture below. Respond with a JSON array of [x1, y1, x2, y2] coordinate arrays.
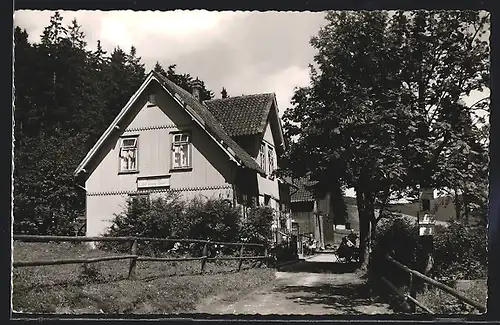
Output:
[[119, 136, 138, 173]]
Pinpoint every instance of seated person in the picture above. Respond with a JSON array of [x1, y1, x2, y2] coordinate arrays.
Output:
[[338, 236, 359, 261]]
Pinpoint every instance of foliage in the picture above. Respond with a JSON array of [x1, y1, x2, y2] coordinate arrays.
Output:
[[417, 279, 486, 314], [13, 133, 87, 235], [279, 10, 490, 269], [77, 263, 104, 285], [99, 195, 242, 256], [370, 215, 487, 309], [430, 221, 487, 280], [98, 193, 185, 255], [173, 196, 242, 255], [13, 12, 216, 235], [239, 206, 275, 246], [370, 214, 421, 289]]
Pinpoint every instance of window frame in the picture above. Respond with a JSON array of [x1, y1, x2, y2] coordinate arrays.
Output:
[[118, 136, 139, 174], [259, 142, 267, 173], [267, 144, 275, 178], [128, 192, 151, 204], [170, 131, 193, 171]]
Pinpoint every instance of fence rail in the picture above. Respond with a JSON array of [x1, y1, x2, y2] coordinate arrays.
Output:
[[13, 234, 265, 247], [13, 234, 269, 278], [382, 254, 486, 314]]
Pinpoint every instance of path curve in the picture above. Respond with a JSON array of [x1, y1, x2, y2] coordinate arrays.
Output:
[[196, 254, 394, 315]]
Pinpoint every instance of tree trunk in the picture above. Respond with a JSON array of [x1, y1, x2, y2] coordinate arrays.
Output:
[[355, 187, 372, 271], [454, 188, 462, 221], [330, 180, 348, 225], [463, 191, 470, 224], [364, 191, 376, 270]]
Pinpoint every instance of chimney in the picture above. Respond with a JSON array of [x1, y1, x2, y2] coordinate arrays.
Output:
[[221, 87, 228, 99], [191, 78, 203, 101]]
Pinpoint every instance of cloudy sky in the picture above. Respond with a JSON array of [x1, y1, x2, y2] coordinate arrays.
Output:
[[14, 10, 328, 115], [14, 10, 490, 199]]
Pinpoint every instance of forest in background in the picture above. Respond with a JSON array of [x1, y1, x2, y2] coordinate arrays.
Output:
[[13, 12, 216, 235]]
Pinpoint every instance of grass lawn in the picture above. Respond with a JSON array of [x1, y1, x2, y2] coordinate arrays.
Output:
[[416, 280, 487, 315], [12, 242, 276, 314]]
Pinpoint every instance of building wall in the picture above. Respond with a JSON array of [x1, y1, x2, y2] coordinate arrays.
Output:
[[291, 194, 337, 248], [316, 193, 335, 246], [291, 201, 315, 237], [256, 122, 280, 201], [84, 82, 237, 237]]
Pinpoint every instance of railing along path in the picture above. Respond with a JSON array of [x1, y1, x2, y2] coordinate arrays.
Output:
[[381, 254, 486, 314]]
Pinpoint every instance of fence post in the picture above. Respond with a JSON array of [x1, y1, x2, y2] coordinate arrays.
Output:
[[128, 239, 138, 280], [409, 272, 417, 313], [237, 244, 245, 272], [201, 242, 209, 273], [263, 245, 269, 267]]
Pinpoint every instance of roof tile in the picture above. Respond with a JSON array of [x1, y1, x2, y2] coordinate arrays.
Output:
[[204, 94, 275, 137], [153, 71, 266, 175], [291, 178, 318, 203]]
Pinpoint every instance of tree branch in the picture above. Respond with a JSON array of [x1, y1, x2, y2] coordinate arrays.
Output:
[[469, 20, 482, 50], [469, 97, 490, 110]]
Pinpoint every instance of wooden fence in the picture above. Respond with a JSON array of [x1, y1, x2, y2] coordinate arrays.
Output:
[[381, 254, 486, 314], [13, 235, 269, 279]]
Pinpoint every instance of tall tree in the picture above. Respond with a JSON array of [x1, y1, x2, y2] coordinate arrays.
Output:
[[387, 10, 490, 196], [13, 13, 218, 235], [14, 14, 115, 234], [280, 10, 490, 270], [154, 62, 214, 101], [99, 46, 146, 134]]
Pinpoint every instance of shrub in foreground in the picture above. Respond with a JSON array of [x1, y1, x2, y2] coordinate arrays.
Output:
[[173, 196, 241, 255], [430, 220, 487, 281], [369, 214, 488, 313], [370, 214, 421, 288], [238, 206, 274, 255], [98, 192, 184, 255], [99, 194, 243, 256]]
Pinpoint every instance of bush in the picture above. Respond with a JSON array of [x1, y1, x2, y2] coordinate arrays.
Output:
[[238, 206, 274, 256], [98, 192, 185, 255], [99, 194, 242, 256], [370, 215, 488, 300], [172, 196, 242, 256], [239, 206, 274, 243], [430, 221, 487, 280], [370, 214, 421, 288]]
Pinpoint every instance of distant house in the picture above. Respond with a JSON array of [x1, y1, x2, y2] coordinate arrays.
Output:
[[386, 195, 466, 227], [74, 70, 293, 239], [290, 179, 338, 248], [290, 180, 467, 248]]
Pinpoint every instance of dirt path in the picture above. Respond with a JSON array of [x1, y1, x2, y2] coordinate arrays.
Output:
[[196, 254, 394, 315]]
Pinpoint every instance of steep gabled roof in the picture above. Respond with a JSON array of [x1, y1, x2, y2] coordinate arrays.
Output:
[[204, 94, 275, 137], [74, 71, 266, 177]]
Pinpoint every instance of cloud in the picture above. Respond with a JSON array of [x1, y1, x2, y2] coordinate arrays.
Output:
[[14, 10, 325, 111], [14, 9, 489, 122]]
